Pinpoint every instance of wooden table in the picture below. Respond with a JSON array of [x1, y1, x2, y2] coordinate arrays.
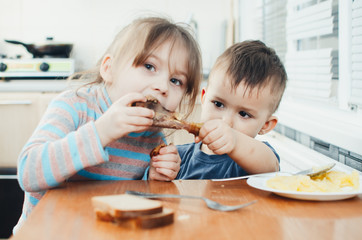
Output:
[[11, 180, 362, 240]]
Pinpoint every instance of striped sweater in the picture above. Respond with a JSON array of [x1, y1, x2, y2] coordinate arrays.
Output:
[[14, 85, 165, 233]]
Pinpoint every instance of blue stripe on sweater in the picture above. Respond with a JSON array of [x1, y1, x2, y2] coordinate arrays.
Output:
[[50, 100, 79, 128], [17, 155, 27, 190], [67, 132, 85, 170], [77, 169, 131, 180], [99, 96, 109, 113], [39, 123, 66, 138], [107, 147, 150, 162], [90, 122, 110, 161], [41, 142, 57, 187], [128, 131, 163, 138], [29, 193, 40, 206], [73, 102, 92, 116], [102, 86, 112, 106]]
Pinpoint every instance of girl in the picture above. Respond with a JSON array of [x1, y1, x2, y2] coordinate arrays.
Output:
[[14, 16, 202, 233]]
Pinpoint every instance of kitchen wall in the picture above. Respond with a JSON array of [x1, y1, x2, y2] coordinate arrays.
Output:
[[0, 0, 230, 72]]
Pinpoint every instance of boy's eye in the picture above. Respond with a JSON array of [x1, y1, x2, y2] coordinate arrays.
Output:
[[239, 111, 251, 119], [170, 78, 182, 86], [144, 63, 155, 72], [213, 101, 224, 108]]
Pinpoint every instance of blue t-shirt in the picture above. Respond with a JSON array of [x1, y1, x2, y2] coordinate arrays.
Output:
[[176, 141, 279, 179]]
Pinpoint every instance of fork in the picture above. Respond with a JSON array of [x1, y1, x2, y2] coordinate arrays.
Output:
[[212, 163, 336, 181], [126, 190, 257, 212]]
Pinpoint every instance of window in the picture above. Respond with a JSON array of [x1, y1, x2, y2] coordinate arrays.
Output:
[[238, 0, 362, 159], [350, 0, 362, 107]]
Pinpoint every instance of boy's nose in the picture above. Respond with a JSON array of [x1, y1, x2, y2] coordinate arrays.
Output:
[[222, 113, 234, 128]]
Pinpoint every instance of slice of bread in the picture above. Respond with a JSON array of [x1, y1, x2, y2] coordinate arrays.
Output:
[[114, 208, 175, 229], [135, 208, 174, 229], [92, 194, 163, 221]]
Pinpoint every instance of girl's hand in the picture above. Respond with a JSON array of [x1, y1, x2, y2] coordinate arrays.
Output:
[[149, 144, 181, 181], [95, 93, 154, 146], [198, 119, 237, 155]]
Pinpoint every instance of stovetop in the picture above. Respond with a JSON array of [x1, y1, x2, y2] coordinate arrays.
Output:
[[0, 56, 75, 79]]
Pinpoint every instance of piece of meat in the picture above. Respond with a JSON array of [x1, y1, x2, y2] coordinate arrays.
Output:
[[132, 96, 203, 136], [149, 143, 167, 157]]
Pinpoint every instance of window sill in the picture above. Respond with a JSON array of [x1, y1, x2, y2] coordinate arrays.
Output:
[[258, 131, 360, 173], [276, 97, 362, 156]]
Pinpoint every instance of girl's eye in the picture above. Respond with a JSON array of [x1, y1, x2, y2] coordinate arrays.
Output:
[[170, 78, 182, 86], [213, 101, 224, 108], [144, 63, 155, 72], [239, 111, 251, 119]]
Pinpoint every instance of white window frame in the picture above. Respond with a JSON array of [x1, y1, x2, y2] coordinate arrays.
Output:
[[238, 0, 362, 156], [338, 0, 352, 110]]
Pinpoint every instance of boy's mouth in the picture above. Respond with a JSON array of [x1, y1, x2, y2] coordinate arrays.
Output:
[[132, 95, 202, 136]]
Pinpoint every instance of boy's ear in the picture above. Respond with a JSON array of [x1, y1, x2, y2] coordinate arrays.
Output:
[[100, 54, 113, 83], [200, 87, 207, 104], [258, 115, 278, 135]]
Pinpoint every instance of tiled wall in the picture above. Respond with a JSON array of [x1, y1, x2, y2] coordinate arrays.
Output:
[[274, 124, 362, 172]]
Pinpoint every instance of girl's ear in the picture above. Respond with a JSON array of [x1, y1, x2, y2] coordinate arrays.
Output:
[[100, 55, 113, 83], [201, 87, 207, 104], [258, 115, 278, 135]]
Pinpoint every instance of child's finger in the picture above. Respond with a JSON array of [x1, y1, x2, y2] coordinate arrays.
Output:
[[151, 151, 180, 165], [148, 170, 171, 181], [155, 167, 178, 180], [151, 158, 179, 170], [125, 103, 155, 119], [198, 120, 219, 140], [116, 92, 146, 106], [194, 136, 201, 143], [156, 143, 176, 155]]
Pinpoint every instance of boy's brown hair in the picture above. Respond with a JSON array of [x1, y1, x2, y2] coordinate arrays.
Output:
[[211, 40, 287, 113]]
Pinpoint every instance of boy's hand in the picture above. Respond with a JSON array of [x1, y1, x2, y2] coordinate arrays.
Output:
[[95, 93, 154, 147], [148, 144, 180, 181], [197, 119, 237, 155]]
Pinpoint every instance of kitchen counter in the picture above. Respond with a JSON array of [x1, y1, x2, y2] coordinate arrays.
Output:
[[0, 79, 69, 92]]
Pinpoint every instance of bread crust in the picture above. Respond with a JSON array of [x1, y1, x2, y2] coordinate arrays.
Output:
[[92, 194, 174, 228], [92, 194, 163, 221], [135, 208, 174, 229]]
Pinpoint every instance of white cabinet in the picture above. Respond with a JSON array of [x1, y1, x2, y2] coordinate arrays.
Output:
[[0, 92, 57, 167]]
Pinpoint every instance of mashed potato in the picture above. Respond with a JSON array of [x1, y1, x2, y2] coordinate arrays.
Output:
[[266, 170, 360, 192]]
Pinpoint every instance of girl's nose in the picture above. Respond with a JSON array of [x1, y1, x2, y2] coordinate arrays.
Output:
[[153, 77, 169, 96]]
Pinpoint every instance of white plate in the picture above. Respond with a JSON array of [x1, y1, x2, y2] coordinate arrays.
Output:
[[246, 173, 362, 201]]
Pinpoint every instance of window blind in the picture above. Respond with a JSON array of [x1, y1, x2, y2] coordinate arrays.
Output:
[[262, 0, 287, 62], [284, 0, 337, 100], [286, 0, 334, 40], [350, 0, 362, 107]]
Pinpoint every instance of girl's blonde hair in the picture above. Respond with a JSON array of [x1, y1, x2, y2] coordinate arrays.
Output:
[[70, 16, 202, 117]]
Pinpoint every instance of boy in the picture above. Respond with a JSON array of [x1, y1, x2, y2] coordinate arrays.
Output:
[[176, 40, 287, 179]]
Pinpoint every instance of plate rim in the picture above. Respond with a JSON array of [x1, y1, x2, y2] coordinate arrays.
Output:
[[246, 174, 362, 201]]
